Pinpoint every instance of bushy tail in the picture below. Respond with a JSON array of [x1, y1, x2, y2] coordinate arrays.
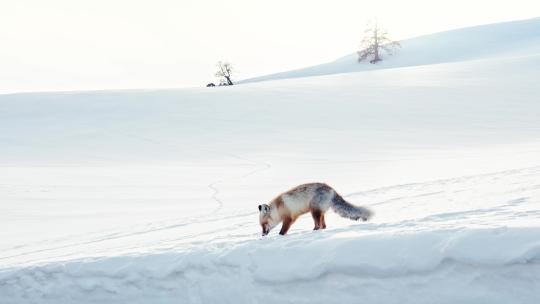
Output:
[[331, 193, 373, 221]]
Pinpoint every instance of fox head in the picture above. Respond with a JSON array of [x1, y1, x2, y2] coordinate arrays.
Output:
[[258, 204, 278, 236]]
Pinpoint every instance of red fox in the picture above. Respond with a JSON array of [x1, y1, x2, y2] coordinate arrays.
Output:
[[258, 183, 373, 236]]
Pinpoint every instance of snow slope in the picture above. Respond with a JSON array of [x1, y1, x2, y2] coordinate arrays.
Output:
[[2, 20, 540, 304], [241, 17, 540, 83]]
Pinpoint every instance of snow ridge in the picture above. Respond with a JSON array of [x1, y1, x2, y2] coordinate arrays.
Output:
[[242, 17, 540, 83], [1, 227, 540, 303]]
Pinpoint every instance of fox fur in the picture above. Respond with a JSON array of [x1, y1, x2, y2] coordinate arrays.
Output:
[[258, 183, 373, 236]]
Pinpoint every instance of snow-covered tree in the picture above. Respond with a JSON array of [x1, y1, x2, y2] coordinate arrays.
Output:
[[215, 61, 234, 85], [358, 22, 400, 64]]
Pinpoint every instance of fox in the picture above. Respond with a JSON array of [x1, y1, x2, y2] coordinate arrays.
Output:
[[258, 183, 373, 236]]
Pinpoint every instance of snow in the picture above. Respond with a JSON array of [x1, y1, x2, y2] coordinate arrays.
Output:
[[2, 226, 540, 303], [1, 18, 540, 303], [241, 17, 540, 83]]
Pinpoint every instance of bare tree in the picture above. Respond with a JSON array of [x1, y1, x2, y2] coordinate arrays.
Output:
[[358, 22, 400, 64], [215, 61, 234, 85]]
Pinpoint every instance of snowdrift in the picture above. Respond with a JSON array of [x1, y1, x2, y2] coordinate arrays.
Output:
[[2, 226, 540, 303]]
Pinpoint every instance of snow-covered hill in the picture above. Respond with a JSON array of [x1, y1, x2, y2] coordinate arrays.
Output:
[[1, 19, 540, 303], [242, 17, 540, 83]]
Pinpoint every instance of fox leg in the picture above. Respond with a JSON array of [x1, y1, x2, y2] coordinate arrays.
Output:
[[320, 213, 327, 229], [279, 216, 293, 235], [311, 209, 322, 230]]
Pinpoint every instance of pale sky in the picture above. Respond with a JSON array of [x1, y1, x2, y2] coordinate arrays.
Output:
[[1, 0, 539, 93]]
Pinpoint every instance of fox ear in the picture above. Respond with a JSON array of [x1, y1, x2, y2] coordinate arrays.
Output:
[[258, 204, 262, 211]]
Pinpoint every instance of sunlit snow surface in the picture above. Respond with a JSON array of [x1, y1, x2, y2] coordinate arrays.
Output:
[[2, 31, 540, 303], [242, 17, 540, 83]]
